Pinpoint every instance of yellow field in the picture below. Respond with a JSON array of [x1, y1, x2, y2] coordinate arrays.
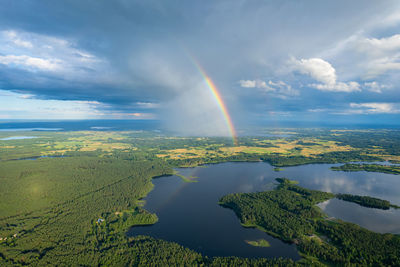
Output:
[[156, 138, 355, 160], [366, 154, 400, 162], [34, 131, 136, 154]]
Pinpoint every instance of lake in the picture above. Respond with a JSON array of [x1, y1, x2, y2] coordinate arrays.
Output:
[[0, 136, 38, 140], [128, 162, 400, 259]]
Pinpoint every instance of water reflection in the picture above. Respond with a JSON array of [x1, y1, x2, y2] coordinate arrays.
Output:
[[128, 162, 400, 259], [318, 199, 400, 234]]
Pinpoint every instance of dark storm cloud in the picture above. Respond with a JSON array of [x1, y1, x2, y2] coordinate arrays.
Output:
[[0, 0, 400, 127]]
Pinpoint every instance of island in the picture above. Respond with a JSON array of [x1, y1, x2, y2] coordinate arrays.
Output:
[[219, 178, 400, 266], [336, 193, 400, 210]]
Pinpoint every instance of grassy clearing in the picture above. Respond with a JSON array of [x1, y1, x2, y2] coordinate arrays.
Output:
[[173, 171, 198, 182], [245, 239, 271, 247]]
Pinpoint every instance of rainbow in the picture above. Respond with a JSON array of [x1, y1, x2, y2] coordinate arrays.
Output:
[[190, 60, 238, 146]]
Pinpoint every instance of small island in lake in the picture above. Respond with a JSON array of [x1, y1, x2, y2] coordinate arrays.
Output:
[[336, 193, 400, 210], [245, 239, 271, 247]]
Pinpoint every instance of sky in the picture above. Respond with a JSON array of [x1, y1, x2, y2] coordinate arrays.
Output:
[[0, 1, 400, 134]]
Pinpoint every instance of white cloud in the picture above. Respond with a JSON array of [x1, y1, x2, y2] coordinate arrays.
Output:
[[310, 81, 360, 92], [135, 102, 160, 109], [291, 57, 360, 92], [324, 33, 400, 79], [0, 90, 106, 119], [365, 57, 400, 78], [13, 38, 33, 48], [357, 34, 400, 56], [308, 102, 400, 115], [239, 79, 298, 98], [239, 79, 256, 88], [363, 81, 391, 93], [107, 112, 156, 119], [239, 79, 268, 89], [0, 29, 107, 79], [349, 102, 400, 114], [353, 34, 400, 78], [0, 55, 61, 71], [0, 89, 154, 120], [3, 30, 33, 48], [308, 108, 329, 113], [293, 58, 337, 85], [267, 80, 299, 98]]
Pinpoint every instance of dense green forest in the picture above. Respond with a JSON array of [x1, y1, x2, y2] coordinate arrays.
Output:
[[1, 129, 400, 265], [261, 152, 382, 167], [0, 156, 173, 265], [220, 178, 400, 266], [336, 193, 400, 209], [332, 163, 400, 175]]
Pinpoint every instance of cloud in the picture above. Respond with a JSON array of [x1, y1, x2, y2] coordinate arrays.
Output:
[[0, 29, 105, 77], [239, 80, 257, 88], [349, 103, 400, 114], [293, 58, 336, 85], [323, 33, 400, 80], [107, 112, 156, 119], [291, 57, 360, 92], [4, 30, 33, 48], [363, 81, 391, 93], [310, 81, 360, 92], [0, 89, 107, 119], [0, 55, 61, 71], [364, 58, 400, 78], [354, 34, 400, 78], [0, 1, 400, 125], [239, 79, 270, 89], [309, 103, 400, 115], [357, 34, 400, 57], [266, 80, 299, 98], [135, 102, 160, 109], [0, 89, 156, 120], [13, 39, 33, 48], [239, 79, 298, 98]]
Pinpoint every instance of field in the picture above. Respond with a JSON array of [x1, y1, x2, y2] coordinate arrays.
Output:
[[156, 139, 355, 160], [2, 129, 400, 166]]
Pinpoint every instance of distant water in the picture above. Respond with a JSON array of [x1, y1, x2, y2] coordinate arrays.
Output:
[[2, 120, 399, 134], [11, 155, 67, 161], [0, 136, 38, 140], [0, 120, 161, 131], [128, 161, 400, 260], [0, 128, 62, 132]]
